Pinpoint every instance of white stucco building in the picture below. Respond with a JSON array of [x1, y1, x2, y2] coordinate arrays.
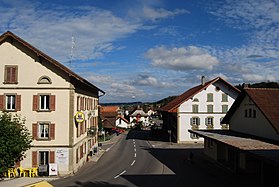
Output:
[[0, 31, 105, 175], [162, 76, 240, 143]]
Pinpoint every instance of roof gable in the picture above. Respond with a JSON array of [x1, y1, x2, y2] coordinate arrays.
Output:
[[161, 77, 240, 112], [223, 88, 279, 135], [0, 31, 105, 94]]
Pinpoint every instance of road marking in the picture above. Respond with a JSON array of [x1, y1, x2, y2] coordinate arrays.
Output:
[[131, 160, 136, 166], [134, 148, 136, 152], [134, 144, 136, 148], [106, 148, 110, 152], [114, 170, 126, 179], [134, 153, 137, 157]]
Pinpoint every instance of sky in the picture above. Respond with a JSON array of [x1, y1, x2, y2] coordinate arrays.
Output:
[[1, 0, 279, 103]]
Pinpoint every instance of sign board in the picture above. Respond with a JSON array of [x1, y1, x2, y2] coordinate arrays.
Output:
[[49, 163, 58, 176], [56, 149, 69, 164], [38, 165, 48, 173], [75, 112, 85, 123]]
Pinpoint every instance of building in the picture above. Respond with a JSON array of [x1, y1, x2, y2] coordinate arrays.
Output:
[[116, 115, 131, 129], [189, 88, 279, 186], [100, 106, 119, 132], [161, 76, 240, 143], [129, 108, 150, 127], [0, 31, 105, 175]]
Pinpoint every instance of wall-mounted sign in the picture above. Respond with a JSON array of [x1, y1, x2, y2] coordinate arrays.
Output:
[[75, 112, 85, 123]]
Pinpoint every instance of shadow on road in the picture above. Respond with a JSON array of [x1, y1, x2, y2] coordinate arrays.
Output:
[[67, 180, 128, 187]]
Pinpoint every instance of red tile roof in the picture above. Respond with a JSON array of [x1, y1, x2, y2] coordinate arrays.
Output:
[[101, 106, 119, 113], [223, 88, 279, 135], [0, 31, 105, 94], [161, 77, 240, 112]]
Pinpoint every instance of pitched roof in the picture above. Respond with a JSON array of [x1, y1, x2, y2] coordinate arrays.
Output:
[[129, 109, 149, 117], [161, 77, 240, 112], [101, 106, 119, 113], [117, 115, 130, 124], [0, 31, 105, 94], [222, 88, 279, 135]]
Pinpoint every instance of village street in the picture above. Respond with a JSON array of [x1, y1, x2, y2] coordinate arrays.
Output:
[[50, 130, 257, 187]]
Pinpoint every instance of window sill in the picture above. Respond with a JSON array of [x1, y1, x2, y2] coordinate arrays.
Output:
[[3, 82, 18, 84]]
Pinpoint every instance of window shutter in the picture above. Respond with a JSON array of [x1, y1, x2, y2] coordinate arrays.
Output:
[[32, 123, 38, 140], [205, 118, 208, 125], [11, 67, 17, 83], [50, 95, 55, 111], [197, 118, 200, 125], [15, 161, 20, 167], [50, 151, 55, 163], [15, 95, 21, 111], [50, 123, 55, 140], [32, 151, 37, 167], [0, 95, 4, 110], [33, 95, 39, 111], [190, 118, 193, 125], [77, 96, 80, 111]]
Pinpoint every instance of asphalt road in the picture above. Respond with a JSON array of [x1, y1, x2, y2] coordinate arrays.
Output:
[[51, 130, 167, 187], [50, 130, 258, 187]]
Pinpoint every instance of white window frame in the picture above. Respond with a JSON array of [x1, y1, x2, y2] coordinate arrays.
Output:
[[40, 95, 50, 110], [38, 123, 49, 139], [6, 95, 15, 110]]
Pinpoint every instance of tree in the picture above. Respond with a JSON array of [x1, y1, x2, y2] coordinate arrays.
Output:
[[0, 112, 32, 175]]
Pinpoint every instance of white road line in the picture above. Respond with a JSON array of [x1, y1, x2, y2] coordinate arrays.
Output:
[[114, 170, 127, 179], [134, 144, 136, 148], [131, 160, 136, 166], [134, 153, 137, 157], [106, 148, 110, 152], [134, 148, 136, 152]]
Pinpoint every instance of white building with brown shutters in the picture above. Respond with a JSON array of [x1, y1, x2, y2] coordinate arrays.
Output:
[[0, 31, 105, 175]]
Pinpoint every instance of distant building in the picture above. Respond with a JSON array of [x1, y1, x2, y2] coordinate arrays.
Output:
[[100, 106, 119, 132], [190, 88, 279, 186], [0, 31, 105, 175], [116, 116, 131, 129], [161, 76, 240, 143], [129, 108, 150, 127]]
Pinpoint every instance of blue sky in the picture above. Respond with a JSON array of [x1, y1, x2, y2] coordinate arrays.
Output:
[[1, 0, 279, 103]]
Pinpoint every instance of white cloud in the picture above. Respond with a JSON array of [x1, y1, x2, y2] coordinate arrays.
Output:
[[142, 6, 189, 21], [104, 83, 146, 101], [242, 74, 276, 83], [0, 2, 141, 62], [131, 74, 174, 88], [145, 46, 219, 70]]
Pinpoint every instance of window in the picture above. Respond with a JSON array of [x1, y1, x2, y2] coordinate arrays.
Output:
[[32, 123, 55, 140], [190, 133, 199, 139], [206, 117, 214, 129], [207, 93, 213, 102], [33, 94, 55, 111], [207, 105, 213, 113], [40, 95, 50, 110], [38, 76, 52, 84], [1, 94, 21, 111], [39, 151, 49, 165], [245, 108, 256, 118], [192, 105, 199, 113], [222, 105, 228, 113], [222, 93, 228, 102], [6, 95, 15, 110], [193, 98, 199, 102], [190, 117, 200, 130], [39, 123, 49, 139], [4, 65, 18, 84]]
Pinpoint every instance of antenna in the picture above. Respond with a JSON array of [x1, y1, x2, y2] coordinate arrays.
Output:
[[69, 34, 76, 68]]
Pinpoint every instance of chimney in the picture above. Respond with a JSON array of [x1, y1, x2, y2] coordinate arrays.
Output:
[[201, 76, 205, 86]]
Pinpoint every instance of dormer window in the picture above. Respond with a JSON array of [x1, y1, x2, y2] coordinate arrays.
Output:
[[38, 76, 52, 84]]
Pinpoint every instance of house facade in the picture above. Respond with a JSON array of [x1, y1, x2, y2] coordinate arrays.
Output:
[[162, 76, 240, 143], [116, 116, 131, 129], [190, 88, 279, 186], [0, 31, 105, 175], [129, 108, 150, 127]]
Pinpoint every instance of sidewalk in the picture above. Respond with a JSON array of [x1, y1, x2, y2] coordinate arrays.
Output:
[[0, 133, 123, 187]]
